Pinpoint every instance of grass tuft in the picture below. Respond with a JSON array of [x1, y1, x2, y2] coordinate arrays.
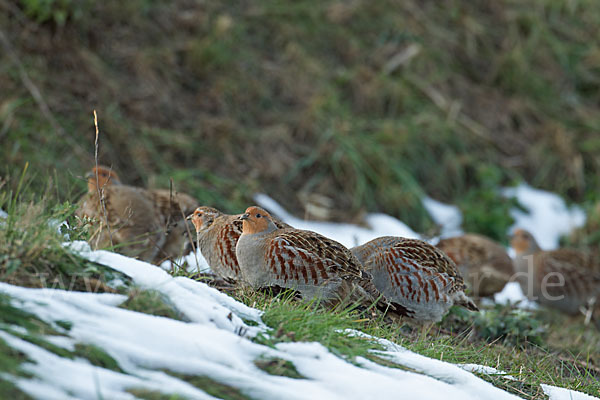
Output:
[[0, 171, 131, 292], [165, 371, 253, 400], [0, 335, 33, 400], [119, 288, 185, 321], [126, 389, 186, 400], [72, 343, 124, 373], [254, 357, 304, 379]]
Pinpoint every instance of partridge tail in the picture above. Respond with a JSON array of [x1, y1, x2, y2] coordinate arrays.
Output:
[[455, 292, 479, 312]]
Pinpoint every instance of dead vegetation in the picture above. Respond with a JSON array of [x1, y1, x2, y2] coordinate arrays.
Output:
[[1, 0, 600, 238]]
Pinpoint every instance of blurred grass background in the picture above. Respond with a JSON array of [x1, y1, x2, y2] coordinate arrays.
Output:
[[2, 0, 600, 241]]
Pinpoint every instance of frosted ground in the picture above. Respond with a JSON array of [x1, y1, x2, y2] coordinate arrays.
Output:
[[1, 183, 596, 400]]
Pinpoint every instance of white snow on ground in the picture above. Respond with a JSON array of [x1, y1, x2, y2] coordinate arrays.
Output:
[[503, 183, 586, 250], [541, 384, 600, 400], [0, 257, 523, 400], [256, 184, 584, 252], [346, 330, 521, 400], [459, 365, 599, 400], [160, 250, 211, 273], [492, 282, 538, 309], [422, 196, 463, 239], [2, 246, 597, 399], [2, 186, 593, 399], [254, 193, 419, 248], [458, 364, 516, 380], [65, 241, 263, 332], [178, 250, 211, 273], [0, 280, 512, 399]]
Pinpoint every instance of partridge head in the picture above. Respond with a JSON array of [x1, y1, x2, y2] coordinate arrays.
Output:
[[510, 229, 541, 255], [85, 165, 121, 192], [239, 206, 280, 234]]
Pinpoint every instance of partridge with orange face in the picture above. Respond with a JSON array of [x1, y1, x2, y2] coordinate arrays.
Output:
[[76, 166, 198, 264], [351, 237, 478, 323], [511, 229, 600, 317], [437, 234, 514, 297], [235, 206, 391, 310], [188, 206, 289, 282]]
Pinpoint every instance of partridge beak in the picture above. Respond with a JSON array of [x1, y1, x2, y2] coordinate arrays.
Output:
[[239, 213, 249, 221], [85, 171, 94, 179], [186, 214, 193, 221]]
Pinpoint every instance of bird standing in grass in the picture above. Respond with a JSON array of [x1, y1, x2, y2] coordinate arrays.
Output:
[[188, 206, 243, 282], [436, 234, 514, 298], [511, 229, 600, 322], [77, 165, 197, 264], [188, 206, 289, 282], [235, 206, 392, 311], [351, 236, 479, 324]]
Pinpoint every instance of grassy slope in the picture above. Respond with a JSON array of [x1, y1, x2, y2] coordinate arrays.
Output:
[[0, 190, 598, 398], [2, 0, 600, 241], [246, 291, 600, 399], [2, 1, 600, 398]]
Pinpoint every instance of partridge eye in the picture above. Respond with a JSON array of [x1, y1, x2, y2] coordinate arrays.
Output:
[[256, 213, 262, 218]]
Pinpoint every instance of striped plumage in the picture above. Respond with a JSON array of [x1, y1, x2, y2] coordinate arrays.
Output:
[[437, 234, 514, 297], [76, 166, 197, 264], [189, 207, 245, 281], [511, 229, 600, 316], [188, 206, 290, 282], [236, 206, 392, 311], [352, 236, 478, 323]]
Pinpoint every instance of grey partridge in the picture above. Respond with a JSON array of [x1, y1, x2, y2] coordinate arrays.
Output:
[[188, 206, 289, 282], [76, 166, 197, 264], [437, 234, 514, 297], [511, 229, 600, 318], [235, 206, 391, 311], [351, 236, 478, 324]]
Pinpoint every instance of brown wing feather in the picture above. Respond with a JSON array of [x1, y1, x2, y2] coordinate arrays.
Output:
[[265, 230, 396, 313], [537, 253, 600, 298], [274, 230, 365, 279], [149, 189, 199, 221], [215, 217, 243, 276], [374, 237, 461, 278]]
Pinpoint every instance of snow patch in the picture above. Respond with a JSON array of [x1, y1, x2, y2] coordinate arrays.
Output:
[[71, 243, 263, 331], [493, 282, 538, 309], [503, 183, 586, 249], [1, 186, 595, 399], [458, 364, 516, 381], [254, 193, 419, 248], [541, 384, 599, 400], [422, 196, 463, 238], [1, 330, 215, 400], [346, 330, 521, 400], [160, 248, 212, 274], [0, 280, 543, 400]]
